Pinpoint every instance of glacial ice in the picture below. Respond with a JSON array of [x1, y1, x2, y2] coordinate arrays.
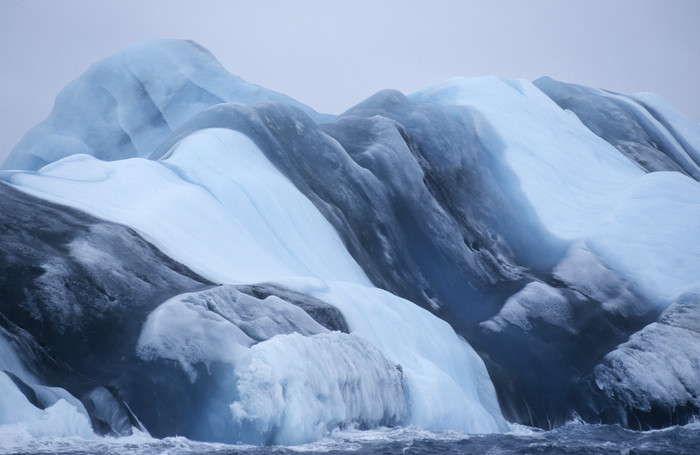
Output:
[[280, 278, 508, 433], [5, 130, 369, 285], [232, 331, 405, 445], [136, 291, 255, 380], [0, 341, 93, 441], [534, 77, 700, 179], [134, 285, 407, 445], [581, 293, 700, 428], [2, 39, 700, 441], [410, 77, 644, 239], [0, 374, 93, 440], [0, 330, 31, 380], [0, 179, 215, 440], [630, 92, 700, 169], [2, 128, 507, 440], [481, 282, 574, 334], [551, 241, 643, 316], [410, 76, 700, 304], [1, 331, 87, 422], [1, 40, 331, 171]]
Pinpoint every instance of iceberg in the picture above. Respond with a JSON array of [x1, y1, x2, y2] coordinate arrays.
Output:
[[1, 39, 699, 442], [0, 125, 507, 442], [1, 40, 331, 172]]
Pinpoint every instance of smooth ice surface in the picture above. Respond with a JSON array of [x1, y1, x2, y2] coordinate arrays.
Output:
[[410, 77, 643, 236], [410, 77, 700, 303], [2, 128, 506, 439], [0, 372, 94, 441], [482, 282, 574, 334], [631, 92, 700, 168], [0, 334, 94, 441], [0, 332, 32, 381], [534, 77, 700, 179], [3, 130, 369, 285], [2, 40, 331, 171], [136, 292, 254, 381]]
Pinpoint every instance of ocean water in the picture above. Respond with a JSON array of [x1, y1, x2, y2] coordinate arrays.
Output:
[[3, 421, 700, 455]]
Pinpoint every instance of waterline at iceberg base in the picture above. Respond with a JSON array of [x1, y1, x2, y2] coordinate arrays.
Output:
[[0, 40, 699, 451]]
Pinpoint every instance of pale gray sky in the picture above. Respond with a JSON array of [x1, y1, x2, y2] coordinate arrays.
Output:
[[1, 0, 699, 165]]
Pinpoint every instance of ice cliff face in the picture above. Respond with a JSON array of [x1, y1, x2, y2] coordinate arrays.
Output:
[[1, 39, 699, 443]]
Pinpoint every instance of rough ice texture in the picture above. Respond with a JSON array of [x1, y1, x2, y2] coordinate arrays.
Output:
[[1, 39, 700, 440], [0, 177, 415, 444], [279, 279, 508, 434], [582, 293, 700, 429], [234, 283, 350, 333], [232, 332, 405, 445], [135, 285, 407, 444], [0, 180, 214, 437], [2, 128, 507, 438], [552, 241, 644, 317]]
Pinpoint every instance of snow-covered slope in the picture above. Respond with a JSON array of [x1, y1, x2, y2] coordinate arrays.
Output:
[[1, 40, 699, 443]]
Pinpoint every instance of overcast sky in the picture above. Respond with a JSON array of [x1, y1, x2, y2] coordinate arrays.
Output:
[[1, 0, 699, 165]]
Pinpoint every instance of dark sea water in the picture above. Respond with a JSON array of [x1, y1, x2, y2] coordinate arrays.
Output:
[[3, 422, 700, 455]]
